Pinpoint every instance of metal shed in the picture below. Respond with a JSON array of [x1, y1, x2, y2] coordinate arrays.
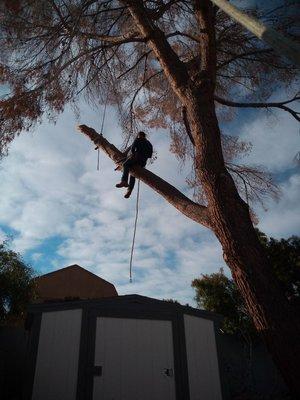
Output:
[[24, 295, 224, 400]]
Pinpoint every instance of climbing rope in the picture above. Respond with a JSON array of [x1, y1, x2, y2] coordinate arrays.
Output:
[[96, 92, 109, 171], [129, 179, 140, 283], [94, 94, 142, 282]]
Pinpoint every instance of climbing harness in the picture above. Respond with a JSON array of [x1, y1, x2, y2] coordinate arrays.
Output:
[[129, 179, 140, 283]]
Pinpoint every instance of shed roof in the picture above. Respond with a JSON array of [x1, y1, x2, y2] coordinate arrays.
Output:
[[28, 294, 222, 322]]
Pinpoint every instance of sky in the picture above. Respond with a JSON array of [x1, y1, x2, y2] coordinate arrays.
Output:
[[1, 89, 299, 306], [0, 0, 299, 306]]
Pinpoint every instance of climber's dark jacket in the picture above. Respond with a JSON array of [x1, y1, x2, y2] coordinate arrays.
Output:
[[130, 137, 153, 162]]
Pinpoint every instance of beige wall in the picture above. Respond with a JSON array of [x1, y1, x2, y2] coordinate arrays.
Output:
[[35, 265, 117, 302]]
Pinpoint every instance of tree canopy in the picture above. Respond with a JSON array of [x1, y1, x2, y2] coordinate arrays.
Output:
[[0, 240, 36, 325], [0, 0, 298, 206]]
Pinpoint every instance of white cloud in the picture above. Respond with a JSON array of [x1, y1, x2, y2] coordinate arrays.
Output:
[[31, 252, 43, 262], [0, 95, 299, 305], [239, 104, 299, 173], [0, 227, 7, 243], [257, 173, 300, 238]]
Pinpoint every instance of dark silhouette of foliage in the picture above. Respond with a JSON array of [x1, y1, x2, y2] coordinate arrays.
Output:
[[192, 231, 300, 336], [0, 240, 36, 325], [257, 231, 300, 302], [192, 268, 255, 336]]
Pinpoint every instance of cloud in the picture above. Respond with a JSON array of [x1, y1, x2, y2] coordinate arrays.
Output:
[[31, 252, 43, 262], [0, 227, 7, 243], [239, 101, 299, 173], [0, 103, 226, 304], [257, 173, 300, 238], [0, 94, 299, 305]]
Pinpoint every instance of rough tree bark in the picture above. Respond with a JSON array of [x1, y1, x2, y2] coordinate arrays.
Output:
[[78, 0, 300, 395]]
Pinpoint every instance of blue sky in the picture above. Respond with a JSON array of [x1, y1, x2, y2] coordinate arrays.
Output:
[[0, 90, 299, 305], [0, 0, 299, 305]]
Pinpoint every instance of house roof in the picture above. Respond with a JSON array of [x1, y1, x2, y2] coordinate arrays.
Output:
[[38, 264, 115, 287], [34, 264, 118, 301]]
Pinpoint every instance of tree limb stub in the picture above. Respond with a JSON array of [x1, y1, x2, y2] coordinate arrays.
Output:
[[77, 124, 211, 228]]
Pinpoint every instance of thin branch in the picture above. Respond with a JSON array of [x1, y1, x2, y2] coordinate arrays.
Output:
[[182, 106, 195, 145], [76, 124, 211, 227], [148, 0, 179, 20], [97, 31, 144, 44], [129, 69, 162, 117], [217, 48, 272, 70], [215, 95, 300, 122], [116, 50, 151, 79]]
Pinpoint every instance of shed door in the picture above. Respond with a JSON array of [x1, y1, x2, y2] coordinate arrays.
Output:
[[184, 314, 222, 400], [32, 309, 82, 400], [92, 317, 176, 400]]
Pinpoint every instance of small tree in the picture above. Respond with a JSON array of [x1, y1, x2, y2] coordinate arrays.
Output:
[[0, 241, 36, 325], [192, 232, 300, 335], [257, 231, 300, 304], [192, 268, 253, 336]]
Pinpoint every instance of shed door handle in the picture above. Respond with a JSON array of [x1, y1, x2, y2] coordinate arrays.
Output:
[[163, 368, 173, 377]]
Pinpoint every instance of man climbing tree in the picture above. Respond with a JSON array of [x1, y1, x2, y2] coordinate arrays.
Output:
[[0, 0, 299, 394], [116, 131, 153, 198]]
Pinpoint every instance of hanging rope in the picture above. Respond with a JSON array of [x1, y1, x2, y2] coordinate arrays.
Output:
[[129, 179, 140, 283], [97, 147, 100, 171], [96, 92, 109, 171]]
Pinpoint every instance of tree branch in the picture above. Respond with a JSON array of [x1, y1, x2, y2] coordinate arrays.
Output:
[[123, 0, 191, 101], [80, 31, 144, 44], [149, 0, 179, 20], [210, 0, 300, 66], [76, 124, 211, 227], [215, 95, 300, 122], [217, 48, 273, 70], [182, 106, 195, 146], [116, 50, 151, 79]]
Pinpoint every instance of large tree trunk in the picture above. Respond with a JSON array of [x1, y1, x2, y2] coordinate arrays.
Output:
[[188, 94, 300, 396], [185, 1, 300, 396], [110, 1, 300, 395]]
